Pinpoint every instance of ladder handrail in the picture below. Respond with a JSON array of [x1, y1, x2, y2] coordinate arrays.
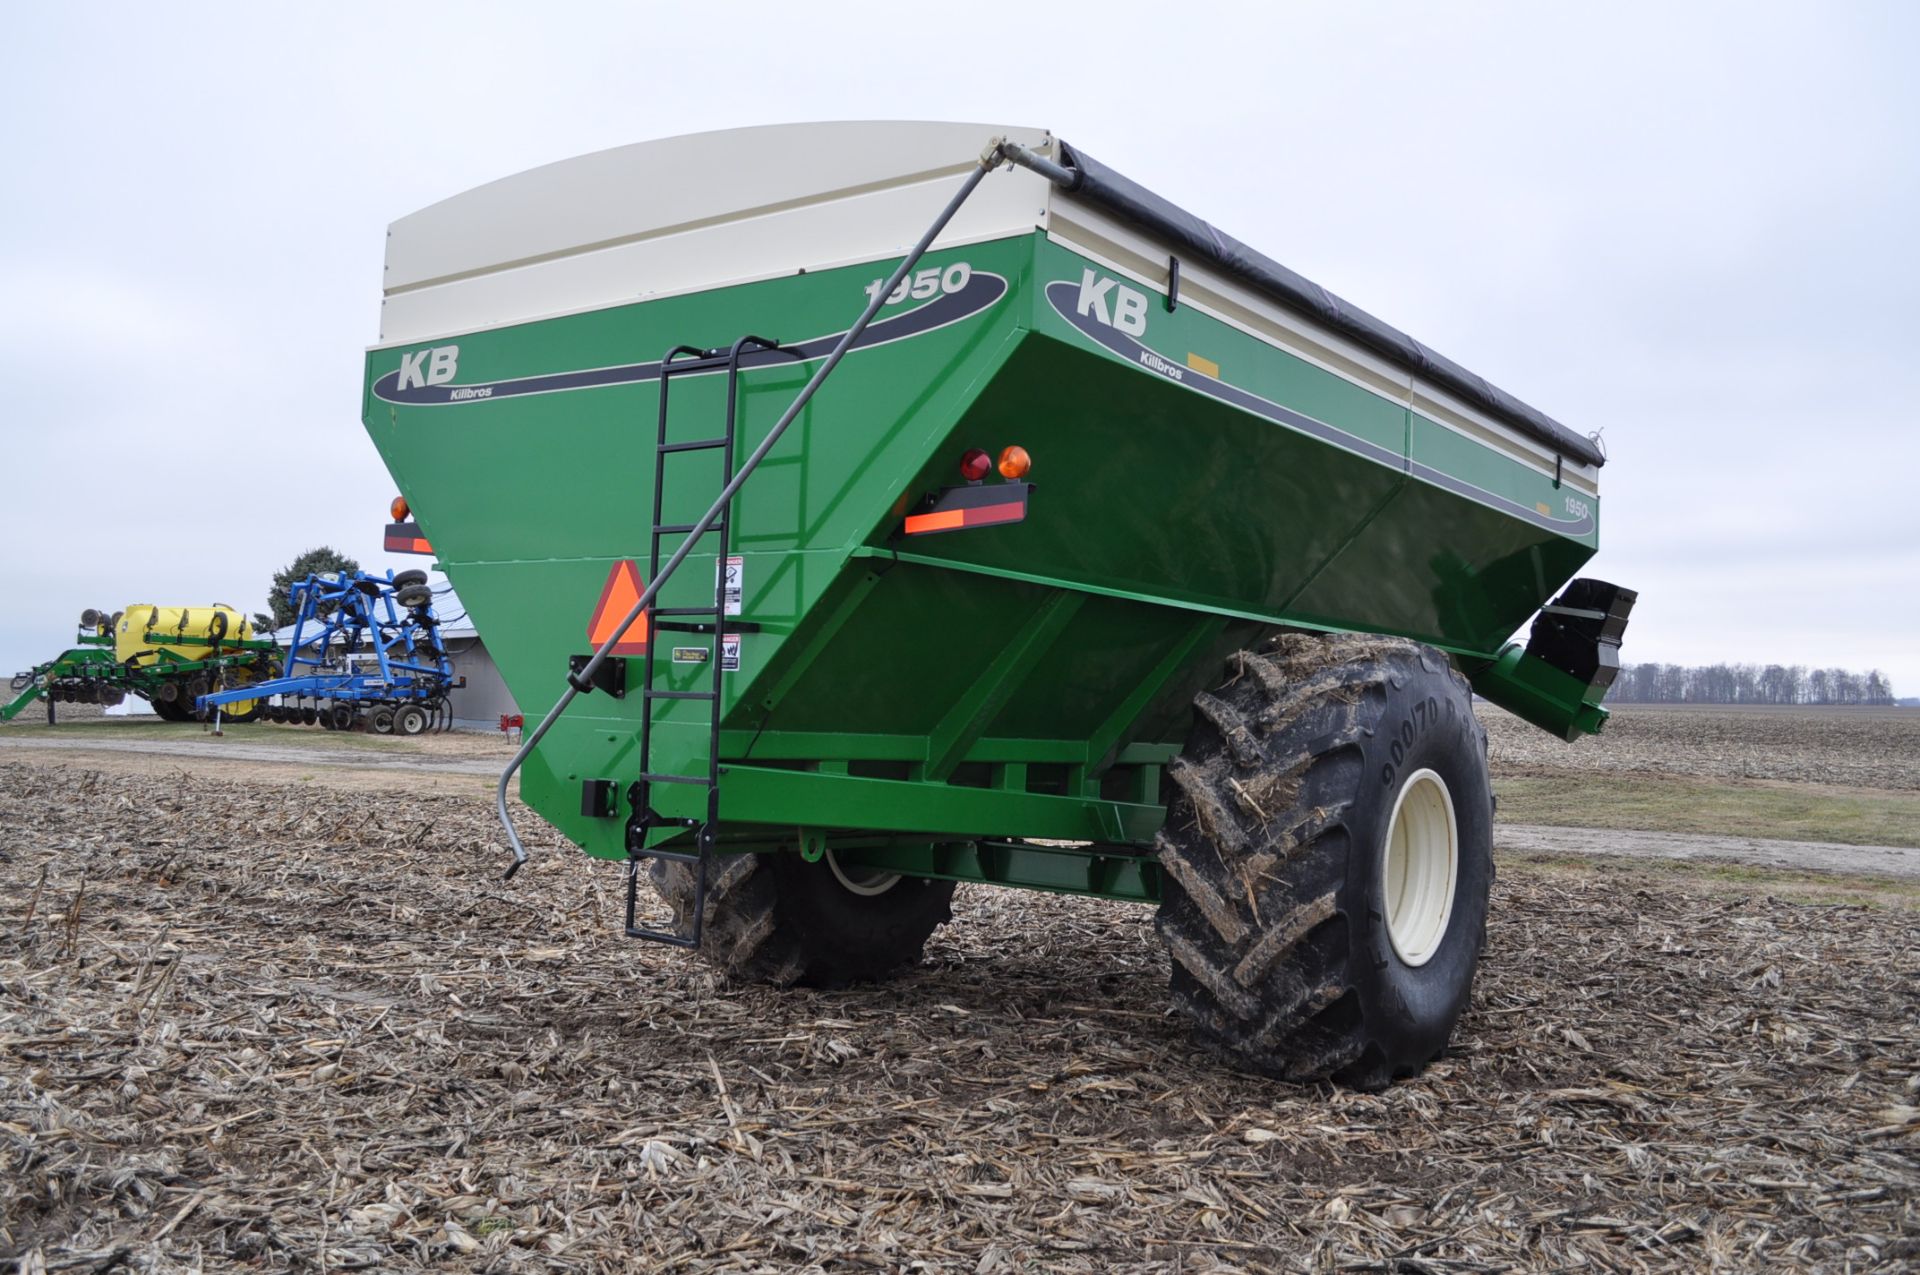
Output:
[[495, 136, 1034, 879]]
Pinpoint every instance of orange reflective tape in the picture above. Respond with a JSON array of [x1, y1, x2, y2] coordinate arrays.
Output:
[[904, 508, 967, 535]]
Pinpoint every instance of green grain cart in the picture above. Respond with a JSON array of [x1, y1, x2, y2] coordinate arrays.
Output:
[[363, 123, 1633, 1087]]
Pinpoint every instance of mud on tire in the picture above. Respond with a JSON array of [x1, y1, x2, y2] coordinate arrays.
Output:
[[1155, 633, 1493, 1089], [650, 852, 956, 988]]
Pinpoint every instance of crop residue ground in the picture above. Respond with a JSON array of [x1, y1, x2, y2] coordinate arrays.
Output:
[[1484, 704, 1920, 792], [3, 761, 1917, 1272]]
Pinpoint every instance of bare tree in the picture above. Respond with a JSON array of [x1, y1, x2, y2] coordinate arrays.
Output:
[[1607, 662, 1895, 705]]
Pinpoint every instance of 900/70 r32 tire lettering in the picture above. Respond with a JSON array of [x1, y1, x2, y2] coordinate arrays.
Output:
[[1154, 633, 1493, 1089]]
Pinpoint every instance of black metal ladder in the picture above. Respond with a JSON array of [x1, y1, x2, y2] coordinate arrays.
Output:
[[623, 335, 779, 946]]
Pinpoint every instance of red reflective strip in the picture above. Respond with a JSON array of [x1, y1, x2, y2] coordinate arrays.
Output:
[[961, 501, 1025, 528], [385, 533, 434, 554]]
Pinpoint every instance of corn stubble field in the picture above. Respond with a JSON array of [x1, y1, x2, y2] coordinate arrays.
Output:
[[3, 709, 1918, 1272]]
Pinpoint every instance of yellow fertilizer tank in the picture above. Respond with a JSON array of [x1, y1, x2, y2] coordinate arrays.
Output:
[[112, 604, 270, 723], [114, 604, 256, 666]]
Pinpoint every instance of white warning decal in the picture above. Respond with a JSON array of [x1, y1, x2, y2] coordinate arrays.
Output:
[[721, 634, 741, 672], [718, 555, 743, 617]]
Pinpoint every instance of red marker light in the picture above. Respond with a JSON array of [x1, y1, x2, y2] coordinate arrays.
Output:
[[997, 445, 1032, 479], [959, 448, 993, 482], [390, 495, 411, 521]]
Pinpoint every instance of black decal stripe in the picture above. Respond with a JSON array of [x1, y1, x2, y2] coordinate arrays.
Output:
[[1043, 280, 1594, 539], [373, 272, 1008, 407]]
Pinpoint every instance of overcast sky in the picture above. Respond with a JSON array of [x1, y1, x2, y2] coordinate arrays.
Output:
[[3, 2, 1914, 696]]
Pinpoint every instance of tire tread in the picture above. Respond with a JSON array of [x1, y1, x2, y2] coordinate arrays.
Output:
[[650, 853, 954, 988], [1156, 632, 1484, 1087]]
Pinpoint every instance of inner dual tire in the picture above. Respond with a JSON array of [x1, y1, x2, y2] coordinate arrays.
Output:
[[1153, 633, 1492, 1089], [649, 851, 955, 988]]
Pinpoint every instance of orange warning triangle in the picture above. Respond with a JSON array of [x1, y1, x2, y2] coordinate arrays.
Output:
[[586, 559, 650, 654]]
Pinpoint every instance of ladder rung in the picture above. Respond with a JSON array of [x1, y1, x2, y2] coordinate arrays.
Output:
[[659, 438, 730, 453], [637, 771, 713, 785], [644, 689, 716, 700], [654, 522, 725, 536]]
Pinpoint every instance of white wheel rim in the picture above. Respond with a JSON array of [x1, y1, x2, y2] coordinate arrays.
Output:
[[1381, 768, 1459, 967], [825, 848, 901, 897]]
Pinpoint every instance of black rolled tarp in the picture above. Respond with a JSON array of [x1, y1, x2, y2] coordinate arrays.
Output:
[[1053, 141, 1605, 469]]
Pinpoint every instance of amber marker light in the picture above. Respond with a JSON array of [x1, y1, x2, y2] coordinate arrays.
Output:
[[997, 445, 1032, 479], [390, 495, 410, 521], [959, 448, 993, 482]]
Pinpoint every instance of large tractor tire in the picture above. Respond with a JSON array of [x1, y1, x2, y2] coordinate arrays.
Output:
[[649, 851, 956, 988], [1155, 633, 1493, 1089], [149, 689, 193, 722]]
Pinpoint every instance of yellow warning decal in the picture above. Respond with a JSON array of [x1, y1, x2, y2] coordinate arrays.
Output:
[[1535, 502, 1552, 516], [1186, 352, 1220, 378]]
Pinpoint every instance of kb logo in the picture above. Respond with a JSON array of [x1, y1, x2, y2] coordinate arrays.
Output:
[[1075, 268, 1149, 337], [396, 344, 459, 392]]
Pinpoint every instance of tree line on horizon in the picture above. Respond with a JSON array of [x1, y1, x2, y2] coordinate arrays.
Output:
[[1609, 662, 1897, 705]]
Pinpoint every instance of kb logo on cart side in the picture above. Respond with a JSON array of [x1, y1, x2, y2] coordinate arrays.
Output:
[[1075, 269, 1149, 337], [395, 345, 460, 392]]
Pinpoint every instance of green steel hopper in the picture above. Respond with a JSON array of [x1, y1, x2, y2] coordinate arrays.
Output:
[[362, 123, 1635, 1086]]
